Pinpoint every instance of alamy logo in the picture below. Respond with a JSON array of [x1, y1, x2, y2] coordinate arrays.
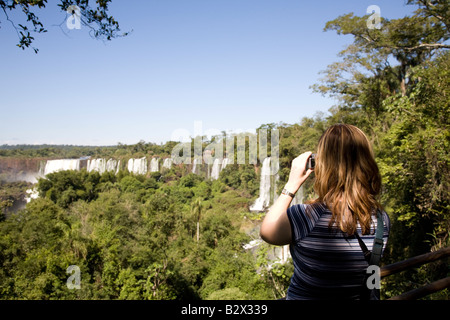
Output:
[[66, 5, 81, 30], [66, 265, 81, 290], [366, 265, 381, 290], [366, 5, 381, 30], [170, 121, 279, 175]]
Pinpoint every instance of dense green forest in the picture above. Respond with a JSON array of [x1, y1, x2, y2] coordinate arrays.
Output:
[[1, 165, 295, 299], [1, 0, 449, 299], [0, 141, 177, 159]]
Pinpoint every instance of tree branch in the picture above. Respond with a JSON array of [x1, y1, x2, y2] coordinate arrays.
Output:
[[385, 43, 450, 51]]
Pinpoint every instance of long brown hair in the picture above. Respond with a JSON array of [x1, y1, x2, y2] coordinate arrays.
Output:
[[311, 124, 382, 235]]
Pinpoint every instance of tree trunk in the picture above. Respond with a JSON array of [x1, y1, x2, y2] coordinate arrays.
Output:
[[197, 221, 200, 243], [400, 61, 407, 96]]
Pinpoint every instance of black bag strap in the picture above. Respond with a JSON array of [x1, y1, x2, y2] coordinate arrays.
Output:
[[354, 231, 371, 262], [354, 210, 384, 265], [355, 210, 384, 300]]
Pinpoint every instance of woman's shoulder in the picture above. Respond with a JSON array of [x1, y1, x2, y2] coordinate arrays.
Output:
[[302, 202, 330, 213], [286, 202, 331, 241], [289, 202, 329, 220]]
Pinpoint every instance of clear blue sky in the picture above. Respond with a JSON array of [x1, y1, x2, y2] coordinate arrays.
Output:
[[0, 0, 417, 146]]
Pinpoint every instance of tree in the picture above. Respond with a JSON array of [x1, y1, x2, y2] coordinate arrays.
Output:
[[379, 52, 450, 256], [319, 0, 449, 99], [0, 0, 129, 53], [206, 287, 248, 300], [0, 199, 12, 221], [190, 198, 203, 243]]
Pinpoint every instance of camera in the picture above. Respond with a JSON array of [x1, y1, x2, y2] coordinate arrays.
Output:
[[306, 153, 316, 170]]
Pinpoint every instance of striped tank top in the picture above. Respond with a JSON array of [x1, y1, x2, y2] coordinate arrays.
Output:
[[286, 202, 390, 300]]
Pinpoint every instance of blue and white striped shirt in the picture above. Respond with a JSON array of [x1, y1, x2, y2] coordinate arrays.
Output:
[[286, 203, 390, 300]]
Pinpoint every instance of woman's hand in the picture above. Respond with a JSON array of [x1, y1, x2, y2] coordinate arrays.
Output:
[[285, 151, 314, 193]]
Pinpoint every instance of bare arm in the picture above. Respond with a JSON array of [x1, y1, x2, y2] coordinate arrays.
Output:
[[260, 152, 314, 245]]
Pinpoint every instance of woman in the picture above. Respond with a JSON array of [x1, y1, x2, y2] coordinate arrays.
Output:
[[260, 124, 390, 300]]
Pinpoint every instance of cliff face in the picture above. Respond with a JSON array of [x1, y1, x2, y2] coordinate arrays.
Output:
[[0, 158, 46, 183]]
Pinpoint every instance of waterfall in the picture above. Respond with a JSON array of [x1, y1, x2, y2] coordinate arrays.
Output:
[[243, 239, 263, 250], [162, 158, 173, 170], [221, 158, 229, 170], [249, 157, 272, 212], [106, 159, 120, 174], [269, 245, 291, 266], [150, 158, 159, 172], [210, 158, 221, 180], [87, 158, 106, 174], [38, 160, 46, 177], [87, 158, 120, 174], [273, 171, 280, 204], [127, 159, 133, 173], [192, 158, 200, 174], [25, 188, 39, 203], [127, 157, 147, 175], [44, 159, 80, 175]]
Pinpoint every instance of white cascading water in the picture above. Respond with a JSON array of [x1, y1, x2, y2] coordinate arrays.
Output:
[[249, 157, 272, 212], [221, 158, 229, 170], [127, 159, 133, 173], [44, 159, 81, 175], [162, 158, 173, 170], [192, 158, 200, 174], [210, 158, 221, 180], [87, 158, 120, 174], [244, 157, 292, 264], [272, 172, 280, 204], [25, 187, 39, 203], [150, 158, 159, 172], [87, 158, 106, 174], [107, 159, 120, 174], [127, 157, 147, 175]]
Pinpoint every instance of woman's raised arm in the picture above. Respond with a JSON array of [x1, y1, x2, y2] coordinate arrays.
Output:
[[260, 152, 314, 245]]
